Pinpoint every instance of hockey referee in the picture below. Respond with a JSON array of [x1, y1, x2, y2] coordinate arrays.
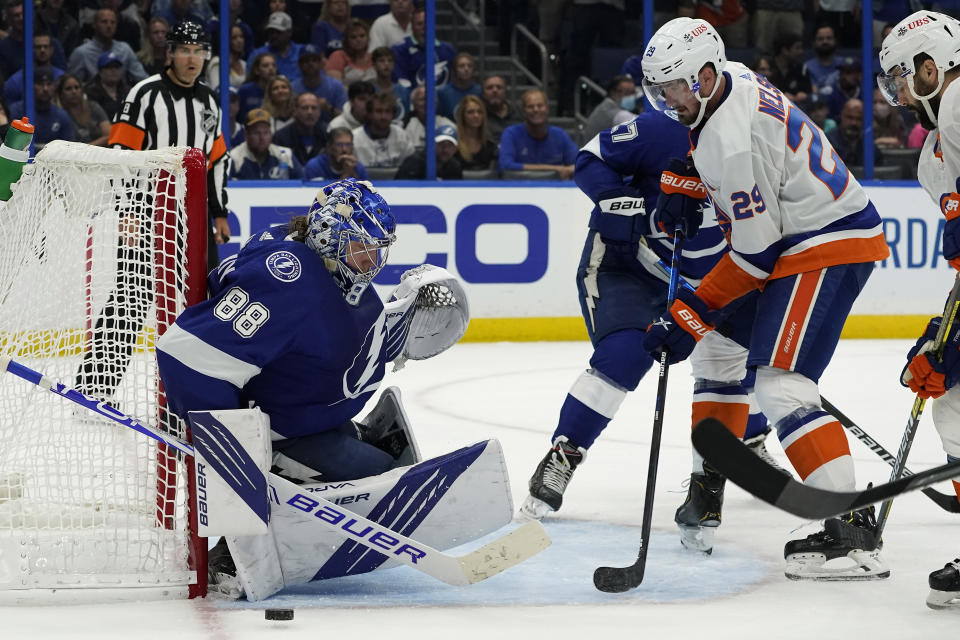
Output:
[[109, 19, 230, 270]]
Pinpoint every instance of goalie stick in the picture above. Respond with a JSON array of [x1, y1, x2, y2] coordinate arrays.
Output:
[[820, 396, 960, 514], [691, 417, 960, 520], [0, 355, 551, 587], [593, 227, 685, 594]]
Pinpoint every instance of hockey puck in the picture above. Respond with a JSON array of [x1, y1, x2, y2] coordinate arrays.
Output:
[[264, 609, 294, 621]]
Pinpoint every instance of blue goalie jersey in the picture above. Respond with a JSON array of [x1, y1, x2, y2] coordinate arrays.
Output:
[[156, 228, 389, 439]]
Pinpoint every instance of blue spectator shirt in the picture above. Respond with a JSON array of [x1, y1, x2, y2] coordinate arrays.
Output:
[[498, 124, 579, 171], [311, 21, 345, 56], [4, 66, 65, 104], [0, 35, 68, 78], [391, 36, 456, 87], [9, 100, 75, 147], [436, 81, 481, 120], [247, 42, 306, 85], [803, 57, 840, 95], [292, 74, 348, 111], [303, 153, 370, 181], [237, 81, 266, 122], [229, 142, 304, 180]]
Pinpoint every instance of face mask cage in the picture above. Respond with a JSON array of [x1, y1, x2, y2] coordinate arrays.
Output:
[[876, 64, 912, 106]]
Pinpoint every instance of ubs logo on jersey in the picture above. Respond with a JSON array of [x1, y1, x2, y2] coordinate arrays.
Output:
[[265, 250, 302, 282], [201, 107, 218, 136]]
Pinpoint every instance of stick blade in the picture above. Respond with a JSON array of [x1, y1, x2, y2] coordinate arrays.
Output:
[[593, 561, 644, 593], [456, 520, 551, 584]]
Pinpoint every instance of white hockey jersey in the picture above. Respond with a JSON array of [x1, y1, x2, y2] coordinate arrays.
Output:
[[918, 78, 960, 220], [691, 62, 889, 310]]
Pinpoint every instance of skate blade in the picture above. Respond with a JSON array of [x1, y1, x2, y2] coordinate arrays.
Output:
[[677, 524, 716, 555], [518, 495, 554, 521], [785, 549, 890, 581], [926, 589, 960, 610]]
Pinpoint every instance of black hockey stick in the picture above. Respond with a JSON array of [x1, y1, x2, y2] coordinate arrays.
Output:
[[692, 417, 960, 520], [820, 396, 960, 513], [875, 272, 960, 538], [593, 227, 685, 593]]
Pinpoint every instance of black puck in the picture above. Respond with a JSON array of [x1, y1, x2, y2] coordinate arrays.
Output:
[[264, 608, 294, 621]]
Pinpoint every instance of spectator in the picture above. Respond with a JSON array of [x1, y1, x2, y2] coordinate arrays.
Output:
[[437, 52, 481, 121], [352, 91, 414, 168], [826, 98, 863, 167], [206, 23, 247, 90], [454, 94, 497, 171], [262, 75, 296, 131], [227, 86, 244, 146], [806, 93, 836, 136], [620, 52, 642, 82], [329, 79, 375, 131], [206, 0, 254, 59], [404, 85, 455, 151], [9, 66, 74, 150], [872, 87, 906, 150], [326, 19, 375, 86], [79, 0, 143, 53], [395, 123, 462, 180], [751, 53, 774, 78], [0, 1, 67, 79], [84, 50, 129, 122], [67, 8, 147, 85], [581, 74, 636, 142], [0, 95, 10, 140], [38, 0, 80, 54], [908, 122, 929, 149], [752, 0, 804, 55], [803, 25, 840, 98], [391, 8, 456, 88], [304, 126, 369, 181], [482, 74, 520, 142], [237, 52, 276, 122], [273, 92, 328, 165], [55, 72, 110, 146], [499, 88, 577, 180], [292, 44, 347, 120], [150, 0, 208, 34], [767, 32, 811, 105], [311, 0, 350, 56], [823, 56, 861, 120], [368, 0, 413, 52], [248, 11, 304, 85], [816, 0, 859, 47], [229, 107, 303, 179], [371, 46, 410, 122], [138, 17, 170, 77], [4, 31, 64, 105], [678, 0, 748, 48]]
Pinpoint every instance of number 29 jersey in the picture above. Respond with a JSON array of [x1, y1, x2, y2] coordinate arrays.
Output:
[[690, 61, 889, 310]]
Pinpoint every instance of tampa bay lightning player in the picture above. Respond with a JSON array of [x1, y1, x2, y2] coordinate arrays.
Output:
[[519, 108, 780, 554]]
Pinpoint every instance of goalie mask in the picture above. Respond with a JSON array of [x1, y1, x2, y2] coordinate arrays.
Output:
[[305, 178, 396, 305], [641, 17, 726, 128]]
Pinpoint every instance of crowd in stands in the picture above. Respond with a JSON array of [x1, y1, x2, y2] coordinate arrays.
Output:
[[0, 1, 947, 181]]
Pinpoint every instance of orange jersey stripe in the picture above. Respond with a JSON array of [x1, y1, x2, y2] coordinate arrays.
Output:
[[108, 121, 146, 150], [783, 420, 850, 480], [953, 480, 960, 502], [208, 134, 226, 167], [696, 253, 766, 310], [771, 270, 821, 370], [692, 400, 750, 438], [770, 234, 890, 280]]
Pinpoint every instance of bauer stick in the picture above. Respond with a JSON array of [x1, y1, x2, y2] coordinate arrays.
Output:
[[0, 355, 551, 587], [875, 272, 960, 538], [593, 227, 685, 593]]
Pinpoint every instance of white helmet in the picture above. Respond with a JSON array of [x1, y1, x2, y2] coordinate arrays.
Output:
[[877, 10, 960, 126], [641, 17, 726, 128]]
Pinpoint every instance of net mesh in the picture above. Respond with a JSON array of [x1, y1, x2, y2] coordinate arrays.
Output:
[[0, 142, 197, 592]]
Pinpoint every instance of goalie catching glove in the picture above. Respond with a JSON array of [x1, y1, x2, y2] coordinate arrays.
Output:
[[642, 287, 716, 364], [901, 315, 960, 399], [383, 264, 470, 370]]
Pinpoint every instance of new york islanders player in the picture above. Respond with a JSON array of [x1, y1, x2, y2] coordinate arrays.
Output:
[[640, 18, 891, 579], [520, 106, 782, 555], [878, 10, 960, 608]]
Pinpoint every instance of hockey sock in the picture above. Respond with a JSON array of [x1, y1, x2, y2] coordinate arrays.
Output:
[[777, 408, 854, 490], [741, 370, 771, 440], [692, 379, 749, 438]]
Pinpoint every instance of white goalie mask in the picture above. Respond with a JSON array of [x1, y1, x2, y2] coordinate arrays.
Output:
[[877, 11, 960, 127], [641, 17, 726, 128], [304, 178, 396, 305]]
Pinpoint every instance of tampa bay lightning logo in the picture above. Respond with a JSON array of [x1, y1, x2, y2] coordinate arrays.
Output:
[[265, 251, 302, 282], [342, 311, 387, 400]]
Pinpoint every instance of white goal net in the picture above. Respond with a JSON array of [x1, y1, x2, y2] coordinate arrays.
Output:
[[0, 141, 208, 601]]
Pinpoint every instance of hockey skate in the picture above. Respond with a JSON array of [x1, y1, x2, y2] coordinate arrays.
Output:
[[207, 537, 244, 599], [744, 427, 790, 476], [784, 506, 888, 580], [356, 387, 421, 466], [519, 436, 586, 520], [927, 558, 960, 610], [675, 463, 725, 554]]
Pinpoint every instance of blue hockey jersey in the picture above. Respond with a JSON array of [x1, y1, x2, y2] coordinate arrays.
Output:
[[576, 109, 728, 280], [156, 228, 389, 439]]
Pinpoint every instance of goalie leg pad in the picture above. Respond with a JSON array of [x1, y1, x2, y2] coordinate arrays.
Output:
[[356, 387, 422, 465]]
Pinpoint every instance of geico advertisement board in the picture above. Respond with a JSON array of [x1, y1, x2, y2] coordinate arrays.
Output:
[[222, 183, 952, 333]]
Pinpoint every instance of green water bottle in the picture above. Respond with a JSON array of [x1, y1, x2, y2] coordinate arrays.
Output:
[[0, 117, 35, 201]]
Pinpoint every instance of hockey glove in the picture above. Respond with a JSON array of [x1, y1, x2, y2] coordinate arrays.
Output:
[[900, 316, 960, 399], [595, 185, 646, 244], [642, 287, 715, 364], [940, 193, 960, 270], [656, 158, 707, 239]]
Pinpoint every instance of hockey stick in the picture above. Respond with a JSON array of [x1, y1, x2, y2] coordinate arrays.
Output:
[[692, 417, 960, 519], [875, 272, 960, 538], [593, 228, 685, 593], [820, 396, 960, 513], [0, 355, 551, 587]]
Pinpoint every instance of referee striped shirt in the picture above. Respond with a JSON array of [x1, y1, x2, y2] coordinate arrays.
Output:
[[109, 71, 228, 219]]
